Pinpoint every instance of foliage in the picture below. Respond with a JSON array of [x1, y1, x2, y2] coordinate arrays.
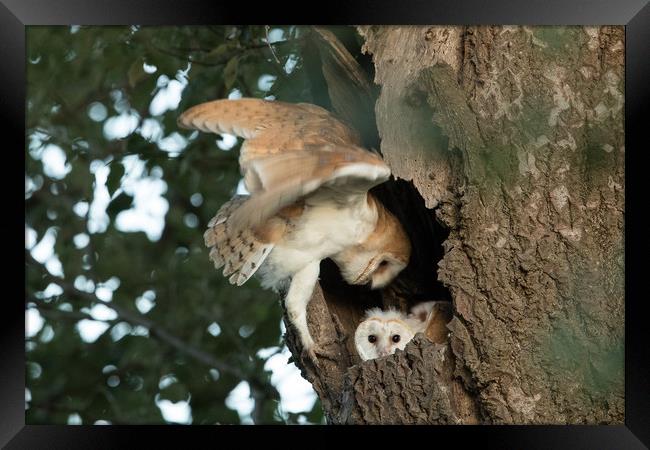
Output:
[[24, 25, 338, 425]]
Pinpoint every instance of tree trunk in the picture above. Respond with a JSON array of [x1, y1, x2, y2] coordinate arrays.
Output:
[[285, 25, 624, 425]]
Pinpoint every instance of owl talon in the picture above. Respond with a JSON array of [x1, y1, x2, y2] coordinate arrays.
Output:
[[303, 347, 321, 369], [302, 344, 338, 368]]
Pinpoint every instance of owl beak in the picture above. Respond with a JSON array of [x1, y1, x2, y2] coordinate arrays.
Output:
[[378, 347, 391, 357]]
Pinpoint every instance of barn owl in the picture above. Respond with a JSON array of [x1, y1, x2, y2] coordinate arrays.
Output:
[[177, 98, 411, 365], [408, 301, 438, 325], [354, 302, 437, 361]]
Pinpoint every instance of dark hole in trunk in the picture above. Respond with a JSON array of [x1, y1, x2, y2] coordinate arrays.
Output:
[[373, 178, 452, 305], [317, 178, 452, 356]]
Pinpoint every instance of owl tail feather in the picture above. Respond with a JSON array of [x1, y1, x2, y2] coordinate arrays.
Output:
[[204, 195, 274, 286]]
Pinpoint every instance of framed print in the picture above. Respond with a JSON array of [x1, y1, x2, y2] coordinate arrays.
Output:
[[6, 0, 650, 447]]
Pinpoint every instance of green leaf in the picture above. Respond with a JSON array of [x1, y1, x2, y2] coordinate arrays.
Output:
[[106, 162, 125, 197], [106, 192, 133, 218], [127, 59, 148, 88], [159, 382, 189, 403], [223, 56, 239, 90], [206, 42, 239, 62]]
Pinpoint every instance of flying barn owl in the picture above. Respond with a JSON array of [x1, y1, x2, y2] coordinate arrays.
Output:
[[177, 98, 411, 365], [354, 301, 437, 361]]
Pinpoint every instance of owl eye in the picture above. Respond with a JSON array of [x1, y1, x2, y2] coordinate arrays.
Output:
[[379, 260, 388, 267], [368, 335, 377, 343], [392, 334, 401, 343]]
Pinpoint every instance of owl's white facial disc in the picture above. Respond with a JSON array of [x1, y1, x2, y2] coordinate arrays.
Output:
[[354, 317, 416, 361]]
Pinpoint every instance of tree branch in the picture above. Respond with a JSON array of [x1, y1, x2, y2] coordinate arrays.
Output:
[[26, 251, 248, 380], [27, 250, 284, 423], [30, 301, 107, 323]]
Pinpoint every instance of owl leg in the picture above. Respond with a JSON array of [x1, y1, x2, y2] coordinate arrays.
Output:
[[284, 261, 324, 366]]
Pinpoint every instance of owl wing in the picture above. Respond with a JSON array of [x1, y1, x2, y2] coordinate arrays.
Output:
[[178, 98, 391, 231], [178, 98, 363, 192], [203, 195, 277, 286], [227, 145, 390, 232]]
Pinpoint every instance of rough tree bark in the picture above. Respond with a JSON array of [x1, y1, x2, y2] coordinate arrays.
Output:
[[284, 26, 624, 425]]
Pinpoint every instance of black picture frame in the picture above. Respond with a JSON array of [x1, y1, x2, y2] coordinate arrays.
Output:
[[7, 0, 649, 447]]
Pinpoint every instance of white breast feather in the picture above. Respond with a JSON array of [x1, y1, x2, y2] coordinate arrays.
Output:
[[258, 196, 376, 288]]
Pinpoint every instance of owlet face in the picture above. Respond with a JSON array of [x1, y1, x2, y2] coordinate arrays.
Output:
[[354, 312, 416, 361]]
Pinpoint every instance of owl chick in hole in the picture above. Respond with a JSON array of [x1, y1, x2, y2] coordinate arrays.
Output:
[[354, 301, 448, 361]]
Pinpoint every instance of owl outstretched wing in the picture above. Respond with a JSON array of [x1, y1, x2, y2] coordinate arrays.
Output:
[[178, 98, 391, 231], [177, 98, 362, 176]]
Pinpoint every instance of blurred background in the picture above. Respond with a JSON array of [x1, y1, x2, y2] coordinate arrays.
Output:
[[25, 25, 366, 425]]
